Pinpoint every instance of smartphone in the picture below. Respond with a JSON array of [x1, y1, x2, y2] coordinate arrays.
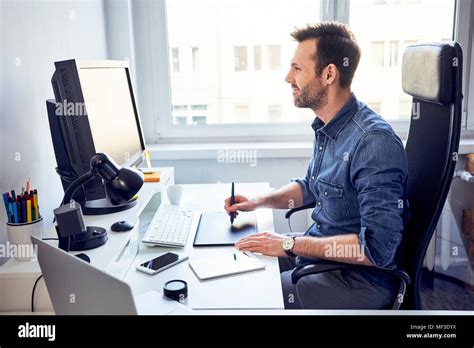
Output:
[[135, 252, 188, 275]]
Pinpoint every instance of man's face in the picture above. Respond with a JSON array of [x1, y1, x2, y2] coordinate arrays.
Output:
[[285, 39, 327, 111]]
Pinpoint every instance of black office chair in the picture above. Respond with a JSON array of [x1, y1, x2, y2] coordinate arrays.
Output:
[[285, 42, 463, 310]]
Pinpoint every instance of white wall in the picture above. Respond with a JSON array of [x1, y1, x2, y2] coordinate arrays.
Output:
[[0, 0, 108, 265]]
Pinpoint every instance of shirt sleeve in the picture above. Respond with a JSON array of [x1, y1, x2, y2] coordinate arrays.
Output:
[[291, 157, 317, 207], [350, 131, 408, 269]]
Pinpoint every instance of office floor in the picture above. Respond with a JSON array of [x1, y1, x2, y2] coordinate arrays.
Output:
[[421, 270, 474, 310]]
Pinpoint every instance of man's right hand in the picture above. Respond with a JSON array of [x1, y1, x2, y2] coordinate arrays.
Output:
[[224, 195, 258, 218]]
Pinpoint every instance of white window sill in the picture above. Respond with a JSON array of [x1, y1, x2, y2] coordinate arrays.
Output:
[[148, 139, 474, 161], [148, 142, 313, 160]]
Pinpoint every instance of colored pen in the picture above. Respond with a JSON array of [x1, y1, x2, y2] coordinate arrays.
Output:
[[34, 189, 39, 219], [21, 198, 27, 223], [145, 149, 152, 168], [13, 201, 18, 223], [2, 193, 9, 219], [26, 180, 30, 194], [8, 201, 13, 223], [230, 182, 235, 225], [26, 199, 32, 223], [30, 196, 35, 221], [16, 195, 22, 223]]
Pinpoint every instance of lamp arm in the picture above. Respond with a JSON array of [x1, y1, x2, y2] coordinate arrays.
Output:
[[61, 171, 98, 206]]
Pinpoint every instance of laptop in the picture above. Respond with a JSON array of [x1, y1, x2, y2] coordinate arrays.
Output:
[[32, 236, 192, 315]]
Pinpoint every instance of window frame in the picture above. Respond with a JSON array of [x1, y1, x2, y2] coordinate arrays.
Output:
[[150, 0, 470, 142], [456, 0, 474, 132]]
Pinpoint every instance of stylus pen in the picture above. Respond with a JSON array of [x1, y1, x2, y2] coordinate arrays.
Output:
[[230, 182, 235, 225]]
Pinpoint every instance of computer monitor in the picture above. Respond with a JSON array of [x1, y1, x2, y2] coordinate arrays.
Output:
[[47, 60, 146, 215]]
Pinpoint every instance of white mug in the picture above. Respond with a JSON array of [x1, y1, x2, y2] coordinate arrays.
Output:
[[166, 185, 183, 205], [6, 217, 43, 261]]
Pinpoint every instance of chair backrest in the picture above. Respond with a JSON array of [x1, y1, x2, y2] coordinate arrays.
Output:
[[399, 42, 463, 309]]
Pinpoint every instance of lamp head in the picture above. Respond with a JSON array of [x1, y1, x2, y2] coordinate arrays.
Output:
[[90, 153, 144, 205]]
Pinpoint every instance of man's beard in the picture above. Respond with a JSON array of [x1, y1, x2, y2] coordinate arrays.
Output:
[[293, 78, 328, 111]]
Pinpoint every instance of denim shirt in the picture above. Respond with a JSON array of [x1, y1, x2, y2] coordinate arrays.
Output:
[[293, 93, 409, 286]]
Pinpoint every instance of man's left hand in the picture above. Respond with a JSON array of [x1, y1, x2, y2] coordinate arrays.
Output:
[[235, 232, 287, 257]]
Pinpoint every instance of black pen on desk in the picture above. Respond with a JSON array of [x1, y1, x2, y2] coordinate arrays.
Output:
[[230, 182, 235, 225], [233, 253, 236, 261]]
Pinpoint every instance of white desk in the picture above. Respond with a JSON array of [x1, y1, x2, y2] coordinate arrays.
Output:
[[0, 173, 284, 313], [0, 167, 174, 312], [126, 183, 284, 310]]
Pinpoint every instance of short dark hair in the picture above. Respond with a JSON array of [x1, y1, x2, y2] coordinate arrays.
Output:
[[291, 22, 361, 89]]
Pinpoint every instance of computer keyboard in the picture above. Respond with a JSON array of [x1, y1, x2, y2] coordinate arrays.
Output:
[[142, 205, 195, 247]]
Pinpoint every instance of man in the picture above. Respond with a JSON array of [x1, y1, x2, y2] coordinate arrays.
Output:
[[224, 22, 409, 309]]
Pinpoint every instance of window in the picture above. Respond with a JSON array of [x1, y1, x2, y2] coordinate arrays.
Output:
[[191, 104, 207, 111], [254, 46, 262, 71], [164, 0, 320, 134], [192, 47, 199, 72], [399, 99, 413, 118], [367, 101, 382, 114], [172, 105, 187, 125], [174, 116, 187, 125], [160, 0, 459, 138], [171, 48, 180, 73], [234, 46, 248, 72], [192, 116, 206, 125], [173, 105, 187, 112], [268, 104, 282, 122], [389, 41, 399, 67], [371, 41, 385, 67], [234, 104, 250, 122], [172, 104, 209, 125], [268, 45, 281, 71], [349, 0, 455, 121]]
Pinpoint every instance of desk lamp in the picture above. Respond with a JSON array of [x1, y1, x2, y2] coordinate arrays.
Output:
[[54, 153, 144, 251]]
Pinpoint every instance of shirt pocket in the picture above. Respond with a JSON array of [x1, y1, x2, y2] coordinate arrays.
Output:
[[317, 178, 350, 221]]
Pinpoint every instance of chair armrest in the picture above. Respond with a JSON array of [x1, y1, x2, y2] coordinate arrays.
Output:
[[291, 260, 410, 285], [285, 202, 316, 219]]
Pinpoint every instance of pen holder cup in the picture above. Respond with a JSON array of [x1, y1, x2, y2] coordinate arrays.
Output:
[[6, 217, 43, 261]]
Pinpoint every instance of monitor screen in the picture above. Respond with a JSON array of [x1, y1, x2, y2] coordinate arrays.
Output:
[[77, 67, 143, 166]]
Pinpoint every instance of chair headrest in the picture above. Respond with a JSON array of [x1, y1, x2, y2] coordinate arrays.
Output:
[[402, 42, 457, 104]]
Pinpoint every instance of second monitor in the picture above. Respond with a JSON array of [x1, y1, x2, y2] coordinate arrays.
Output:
[[47, 59, 146, 215]]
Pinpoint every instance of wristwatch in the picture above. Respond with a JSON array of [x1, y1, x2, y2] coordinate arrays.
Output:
[[281, 236, 296, 257]]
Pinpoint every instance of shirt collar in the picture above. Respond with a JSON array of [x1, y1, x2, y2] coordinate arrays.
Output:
[[311, 93, 359, 141]]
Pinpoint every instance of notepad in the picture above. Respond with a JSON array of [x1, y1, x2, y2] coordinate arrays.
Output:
[[143, 171, 161, 182], [189, 251, 266, 280]]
